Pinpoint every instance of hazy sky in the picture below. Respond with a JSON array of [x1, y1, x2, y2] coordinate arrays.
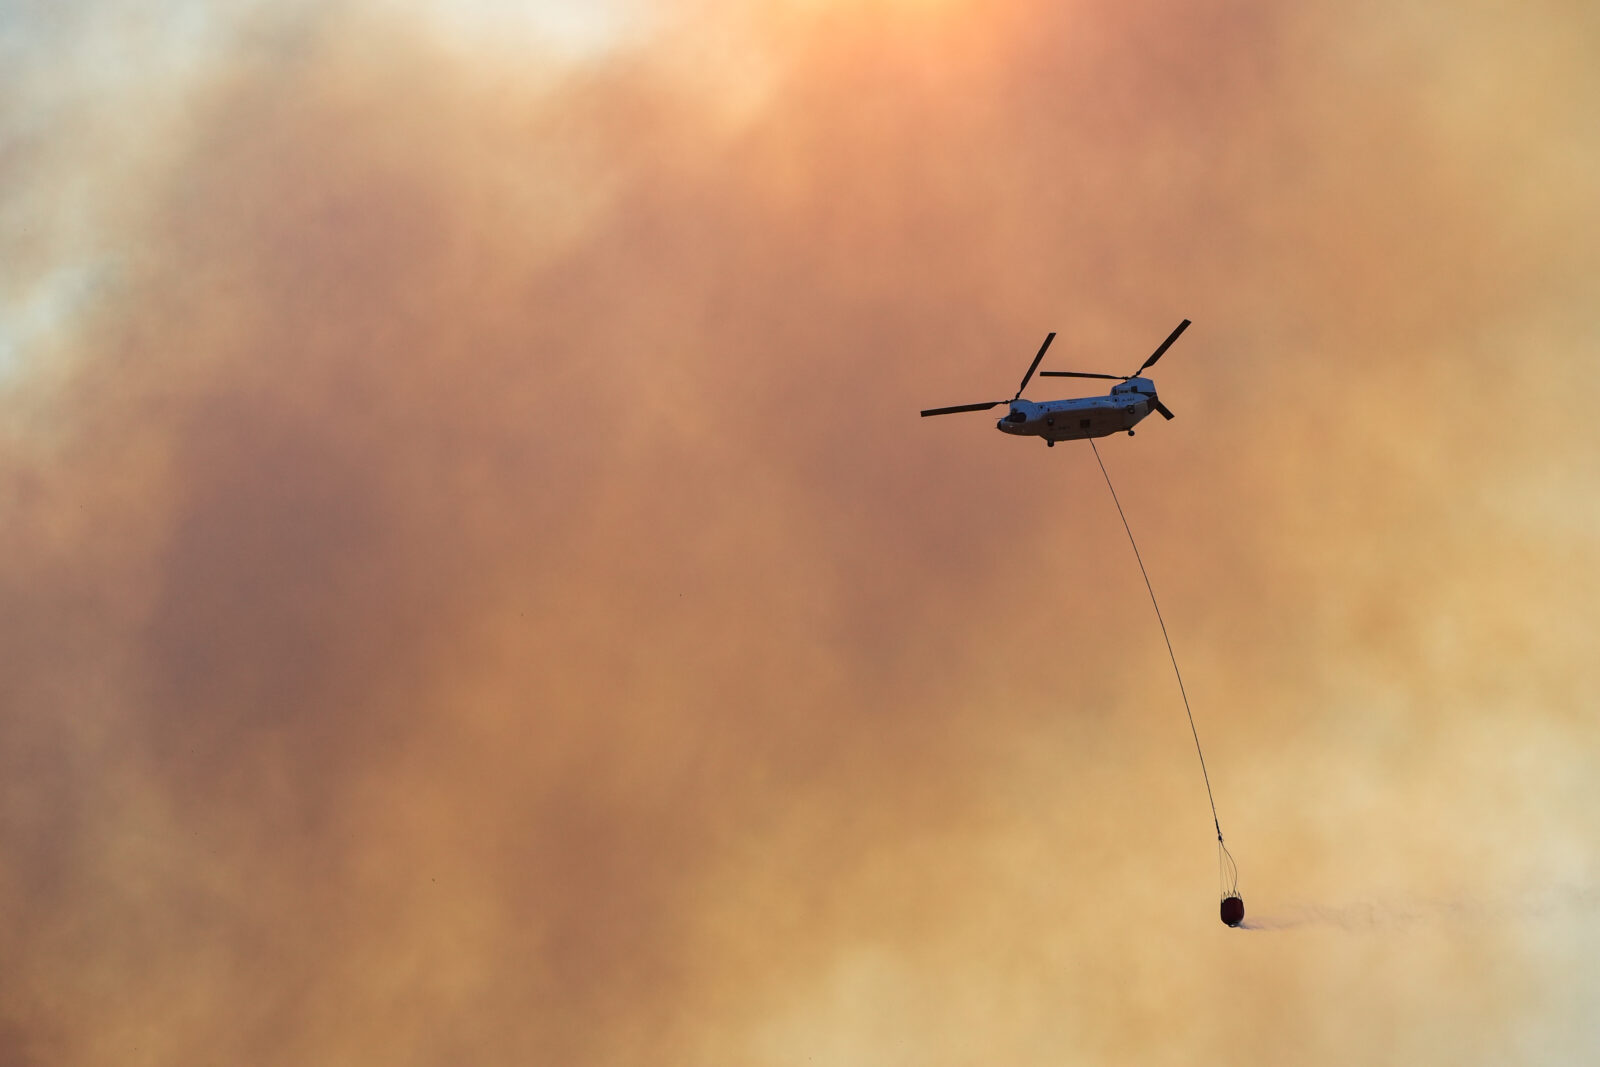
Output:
[[5, 1, 1600, 1063]]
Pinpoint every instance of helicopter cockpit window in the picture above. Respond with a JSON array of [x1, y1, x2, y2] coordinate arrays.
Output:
[[1005, 409, 1027, 423]]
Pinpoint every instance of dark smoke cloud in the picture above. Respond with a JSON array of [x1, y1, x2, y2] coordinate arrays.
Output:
[[4, 1, 1600, 1062]]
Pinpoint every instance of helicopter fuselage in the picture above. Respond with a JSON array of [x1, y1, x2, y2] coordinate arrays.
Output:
[[997, 377, 1158, 443]]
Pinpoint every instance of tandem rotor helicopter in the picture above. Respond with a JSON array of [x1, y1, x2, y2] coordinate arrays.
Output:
[[919, 319, 1190, 445], [919, 315, 1249, 927]]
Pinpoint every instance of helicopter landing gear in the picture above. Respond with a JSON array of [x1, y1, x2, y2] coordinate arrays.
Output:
[[1046, 440, 1055, 447], [1128, 430, 1135, 436]]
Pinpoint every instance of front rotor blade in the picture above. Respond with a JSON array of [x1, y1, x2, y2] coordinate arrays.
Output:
[[1151, 398, 1175, 420], [1136, 318, 1191, 373], [920, 400, 1005, 417], [1013, 332, 1056, 400], [1039, 371, 1128, 380]]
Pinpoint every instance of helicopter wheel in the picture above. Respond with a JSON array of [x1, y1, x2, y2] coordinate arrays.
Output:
[[1128, 430, 1135, 436], [1046, 440, 1055, 448]]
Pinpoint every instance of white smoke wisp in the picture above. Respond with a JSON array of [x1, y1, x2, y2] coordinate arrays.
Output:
[[1240, 884, 1600, 933]]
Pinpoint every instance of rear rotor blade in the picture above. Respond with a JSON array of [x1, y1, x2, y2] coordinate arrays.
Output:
[[1135, 318, 1190, 374], [920, 400, 1006, 417], [1039, 371, 1128, 380], [1151, 398, 1175, 420], [1013, 332, 1056, 400]]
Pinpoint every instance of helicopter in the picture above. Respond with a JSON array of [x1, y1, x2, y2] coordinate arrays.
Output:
[[919, 319, 1190, 446]]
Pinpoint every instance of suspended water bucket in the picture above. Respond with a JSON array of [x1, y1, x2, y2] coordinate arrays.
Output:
[[1088, 439, 1248, 930]]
